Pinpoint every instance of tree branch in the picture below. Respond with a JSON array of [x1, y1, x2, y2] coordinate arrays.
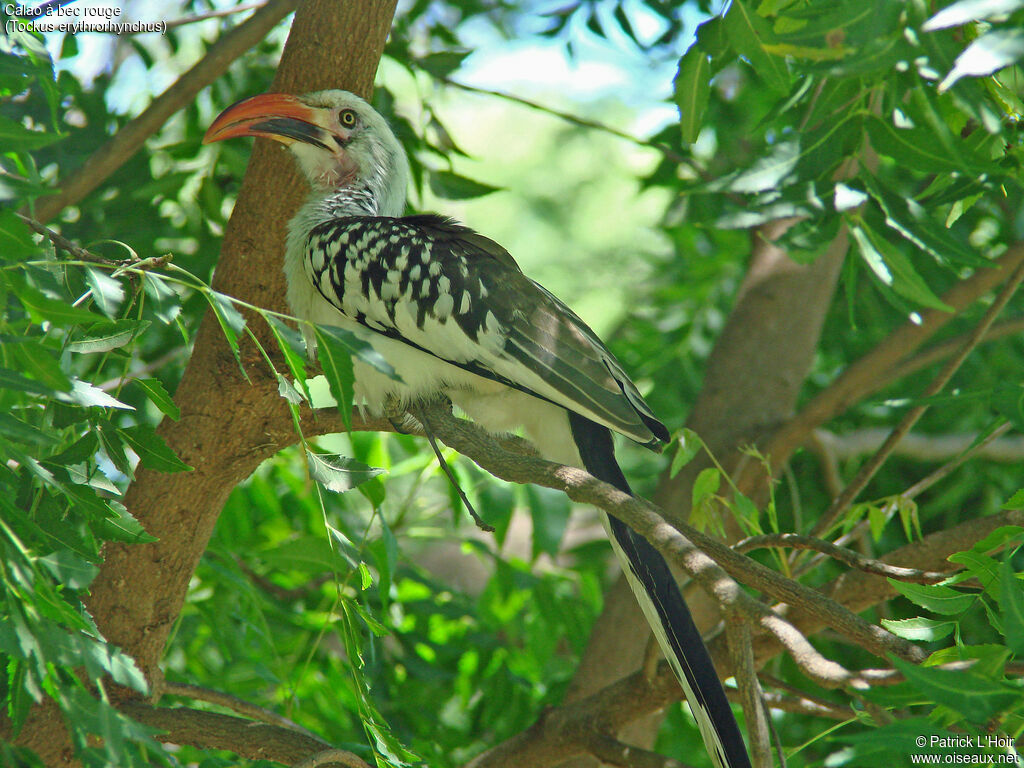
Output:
[[121, 702, 370, 767], [812, 258, 1024, 536], [748, 243, 1024, 494], [28, 0, 300, 224], [734, 533, 949, 584]]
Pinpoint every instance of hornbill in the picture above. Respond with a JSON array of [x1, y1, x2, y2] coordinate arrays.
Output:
[[204, 90, 751, 768]]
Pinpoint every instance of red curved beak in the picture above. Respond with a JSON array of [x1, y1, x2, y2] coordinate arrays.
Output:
[[203, 93, 330, 150]]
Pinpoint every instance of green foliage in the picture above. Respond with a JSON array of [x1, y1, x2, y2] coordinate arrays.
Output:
[[3, 1, 1024, 767]]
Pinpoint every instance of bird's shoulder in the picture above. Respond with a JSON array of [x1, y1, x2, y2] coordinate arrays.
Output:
[[309, 214, 523, 274]]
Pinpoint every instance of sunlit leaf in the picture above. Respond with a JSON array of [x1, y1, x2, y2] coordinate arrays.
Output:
[[68, 320, 149, 353], [674, 49, 710, 144], [307, 451, 385, 493], [924, 0, 1024, 30], [939, 28, 1024, 93]]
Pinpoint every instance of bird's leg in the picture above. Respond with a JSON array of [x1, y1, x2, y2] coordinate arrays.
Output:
[[413, 402, 494, 533], [383, 393, 416, 434]]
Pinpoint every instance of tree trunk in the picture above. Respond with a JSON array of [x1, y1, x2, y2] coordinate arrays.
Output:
[[13, 3, 398, 764]]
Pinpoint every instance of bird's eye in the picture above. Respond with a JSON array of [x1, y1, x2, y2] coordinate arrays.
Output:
[[339, 109, 357, 128]]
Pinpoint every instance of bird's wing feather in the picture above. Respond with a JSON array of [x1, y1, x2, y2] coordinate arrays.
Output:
[[306, 215, 668, 447]]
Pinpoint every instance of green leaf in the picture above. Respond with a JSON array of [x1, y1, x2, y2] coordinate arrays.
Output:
[[888, 579, 977, 615], [83, 268, 124, 318], [58, 379, 134, 411], [862, 174, 987, 268], [307, 451, 384, 493], [0, 366, 54, 396], [0, 413, 56, 446], [724, 0, 790, 94], [690, 467, 721, 530], [96, 501, 158, 544], [0, 115, 62, 150], [9, 277, 106, 327], [670, 428, 703, 477], [924, 0, 1024, 30], [265, 314, 309, 400], [8, 341, 71, 392], [0, 210, 37, 260], [947, 550, 1001, 598], [1002, 491, 1024, 510], [133, 378, 179, 421], [850, 224, 953, 311], [415, 51, 471, 78], [1000, 559, 1024, 654], [865, 117, 990, 175], [879, 617, 956, 641], [891, 655, 1019, 722], [314, 327, 356, 430], [939, 28, 1024, 92], [429, 170, 500, 200], [206, 291, 248, 379], [315, 324, 396, 378], [118, 425, 192, 473], [68, 320, 149, 353], [358, 561, 373, 590], [38, 550, 99, 590], [674, 49, 711, 144], [258, 535, 347, 574]]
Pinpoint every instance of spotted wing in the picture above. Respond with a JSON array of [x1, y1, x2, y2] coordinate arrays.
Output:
[[304, 214, 668, 447]]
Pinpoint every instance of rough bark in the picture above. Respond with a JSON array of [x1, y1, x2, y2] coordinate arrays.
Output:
[[14, 3, 398, 764]]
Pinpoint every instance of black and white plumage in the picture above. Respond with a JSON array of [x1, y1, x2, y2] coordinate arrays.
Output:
[[205, 89, 751, 768]]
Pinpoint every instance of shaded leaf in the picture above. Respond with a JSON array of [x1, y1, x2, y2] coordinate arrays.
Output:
[[133, 378, 179, 421], [84, 268, 124, 318], [674, 49, 711, 144], [888, 579, 977, 615], [1000, 559, 1024, 654], [118, 425, 192, 473], [429, 170, 500, 200], [891, 656, 1019, 722], [850, 224, 952, 311], [725, 0, 790, 93]]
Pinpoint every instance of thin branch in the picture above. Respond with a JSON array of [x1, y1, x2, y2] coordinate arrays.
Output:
[[889, 315, 1024, 383], [27, 0, 299, 224], [725, 617, 772, 768], [812, 425, 1024, 464], [119, 702, 373, 767], [588, 734, 693, 768], [159, 681, 321, 741], [15, 212, 114, 264], [735, 533, 949, 584], [324, 400, 925, 677], [748, 243, 1024, 494], [900, 420, 1015, 499], [296, 749, 374, 768], [812, 258, 1024, 537], [165, 2, 267, 30], [436, 75, 692, 169]]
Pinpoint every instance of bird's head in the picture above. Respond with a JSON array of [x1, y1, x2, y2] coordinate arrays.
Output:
[[203, 89, 408, 215]]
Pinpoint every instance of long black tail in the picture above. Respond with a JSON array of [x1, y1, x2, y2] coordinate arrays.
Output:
[[568, 413, 751, 768]]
